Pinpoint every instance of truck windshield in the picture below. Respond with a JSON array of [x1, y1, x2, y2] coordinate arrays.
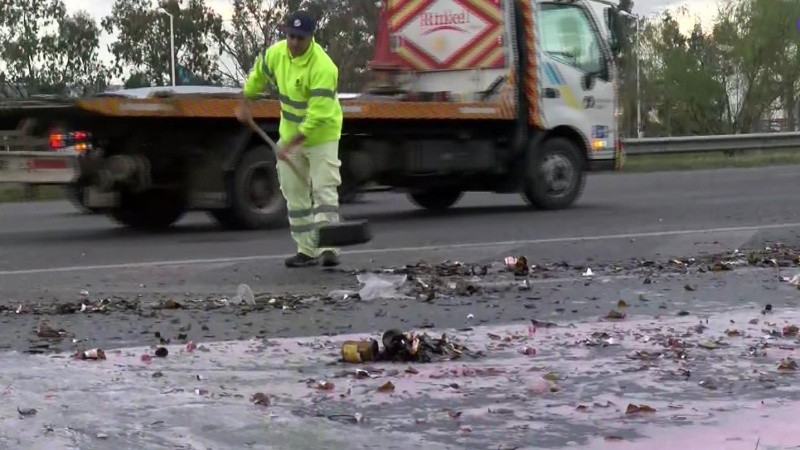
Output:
[[538, 3, 604, 74]]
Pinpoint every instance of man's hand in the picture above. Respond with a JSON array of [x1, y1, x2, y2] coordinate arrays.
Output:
[[277, 143, 294, 161], [289, 133, 306, 147], [235, 99, 253, 124], [277, 133, 306, 160]]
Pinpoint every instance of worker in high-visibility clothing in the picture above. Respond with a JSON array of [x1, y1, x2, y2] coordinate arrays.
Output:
[[236, 10, 344, 268]]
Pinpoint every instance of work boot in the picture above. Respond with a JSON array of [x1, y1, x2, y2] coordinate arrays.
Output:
[[285, 253, 319, 268], [320, 250, 340, 267]]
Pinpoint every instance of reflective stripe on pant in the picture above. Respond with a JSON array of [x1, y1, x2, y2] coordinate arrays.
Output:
[[275, 139, 342, 258]]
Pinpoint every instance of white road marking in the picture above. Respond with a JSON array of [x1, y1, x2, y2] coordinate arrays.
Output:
[[1, 221, 799, 277]]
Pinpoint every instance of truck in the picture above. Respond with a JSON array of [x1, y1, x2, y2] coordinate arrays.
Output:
[[0, 0, 625, 231]]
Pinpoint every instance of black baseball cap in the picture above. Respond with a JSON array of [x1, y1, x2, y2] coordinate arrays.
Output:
[[285, 11, 316, 37]]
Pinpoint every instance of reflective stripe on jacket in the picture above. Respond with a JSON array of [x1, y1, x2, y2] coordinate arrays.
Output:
[[242, 39, 343, 147]]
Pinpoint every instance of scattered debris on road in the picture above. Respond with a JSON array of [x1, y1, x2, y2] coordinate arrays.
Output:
[[341, 328, 477, 364], [4, 244, 800, 448], [16, 407, 37, 418], [4, 244, 800, 319], [231, 284, 256, 306], [76, 348, 106, 360], [250, 392, 270, 406], [4, 304, 800, 449], [35, 321, 69, 339]]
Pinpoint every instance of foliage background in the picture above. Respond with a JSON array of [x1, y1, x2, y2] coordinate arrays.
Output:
[[2, 0, 798, 136]]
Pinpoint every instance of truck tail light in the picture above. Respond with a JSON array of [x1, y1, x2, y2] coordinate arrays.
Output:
[[48, 130, 92, 153], [49, 133, 64, 150]]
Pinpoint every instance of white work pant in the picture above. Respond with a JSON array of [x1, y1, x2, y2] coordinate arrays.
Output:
[[276, 139, 342, 258]]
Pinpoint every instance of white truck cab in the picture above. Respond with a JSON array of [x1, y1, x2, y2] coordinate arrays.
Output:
[[536, 0, 620, 165], [385, 0, 622, 170]]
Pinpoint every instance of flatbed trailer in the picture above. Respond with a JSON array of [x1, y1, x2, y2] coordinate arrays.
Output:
[[0, 0, 626, 231]]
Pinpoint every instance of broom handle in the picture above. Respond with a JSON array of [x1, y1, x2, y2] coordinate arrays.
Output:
[[246, 117, 306, 184]]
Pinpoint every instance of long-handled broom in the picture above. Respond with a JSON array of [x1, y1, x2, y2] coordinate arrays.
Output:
[[246, 118, 372, 247]]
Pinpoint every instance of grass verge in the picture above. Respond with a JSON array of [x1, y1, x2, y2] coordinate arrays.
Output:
[[0, 184, 67, 203], [621, 148, 800, 172]]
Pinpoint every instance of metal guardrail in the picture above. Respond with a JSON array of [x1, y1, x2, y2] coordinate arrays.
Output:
[[621, 131, 800, 155], [1, 130, 48, 152], [0, 151, 78, 184]]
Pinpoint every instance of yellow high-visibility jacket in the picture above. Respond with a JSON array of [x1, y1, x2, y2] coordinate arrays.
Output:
[[243, 39, 343, 147]]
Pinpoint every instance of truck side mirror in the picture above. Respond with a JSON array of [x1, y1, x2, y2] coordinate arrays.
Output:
[[581, 72, 597, 91], [606, 8, 623, 56]]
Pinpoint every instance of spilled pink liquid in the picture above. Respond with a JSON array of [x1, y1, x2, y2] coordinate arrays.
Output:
[[588, 400, 800, 449], [2, 305, 800, 448]]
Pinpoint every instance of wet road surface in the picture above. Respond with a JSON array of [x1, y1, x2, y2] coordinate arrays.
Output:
[[1, 165, 800, 448], [2, 271, 800, 449]]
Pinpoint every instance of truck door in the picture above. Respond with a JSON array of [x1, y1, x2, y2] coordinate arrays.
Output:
[[535, 0, 616, 163]]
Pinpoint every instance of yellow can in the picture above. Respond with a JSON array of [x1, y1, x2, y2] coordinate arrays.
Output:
[[341, 339, 379, 363]]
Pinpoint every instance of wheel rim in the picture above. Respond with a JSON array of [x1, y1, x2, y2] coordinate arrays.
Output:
[[540, 153, 576, 197], [244, 163, 279, 212]]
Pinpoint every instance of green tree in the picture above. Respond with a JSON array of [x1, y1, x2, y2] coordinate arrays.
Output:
[[0, 0, 66, 97], [0, 1, 106, 98], [124, 72, 153, 88], [626, 16, 662, 136], [712, 0, 800, 132], [634, 11, 732, 136], [55, 11, 110, 96], [621, 0, 800, 136], [650, 17, 727, 135], [215, 0, 285, 86], [218, 0, 379, 92], [289, 0, 379, 91], [101, 0, 226, 87], [615, 1, 640, 137], [642, 14, 686, 136]]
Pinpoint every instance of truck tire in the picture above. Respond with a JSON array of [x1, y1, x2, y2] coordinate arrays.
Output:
[[407, 187, 463, 211], [339, 183, 361, 204], [338, 163, 362, 204], [522, 137, 585, 210], [210, 145, 288, 230], [108, 188, 188, 230], [64, 184, 101, 214]]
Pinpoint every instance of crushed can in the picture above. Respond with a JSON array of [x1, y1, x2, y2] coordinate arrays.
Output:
[[504, 255, 529, 276], [81, 348, 106, 360], [382, 329, 408, 357], [341, 339, 379, 363]]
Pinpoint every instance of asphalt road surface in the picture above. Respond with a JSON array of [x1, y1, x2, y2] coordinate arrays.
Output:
[[1, 165, 799, 294], [2, 165, 800, 449]]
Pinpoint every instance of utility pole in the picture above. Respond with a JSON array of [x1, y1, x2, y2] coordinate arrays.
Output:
[[636, 17, 642, 138], [159, 8, 176, 87], [622, 10, 657, 138], [619, 10, 644, 138]]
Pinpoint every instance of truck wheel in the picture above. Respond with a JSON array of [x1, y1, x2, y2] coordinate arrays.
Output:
[[210, 145, 287, 230], [64, 184, 101, 214], [407, 187, 463, 211], [108, 188, 188, 230], [339, 183, 361, 204], [338, 164, 362, 204], [522, 137, 585, 210]]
